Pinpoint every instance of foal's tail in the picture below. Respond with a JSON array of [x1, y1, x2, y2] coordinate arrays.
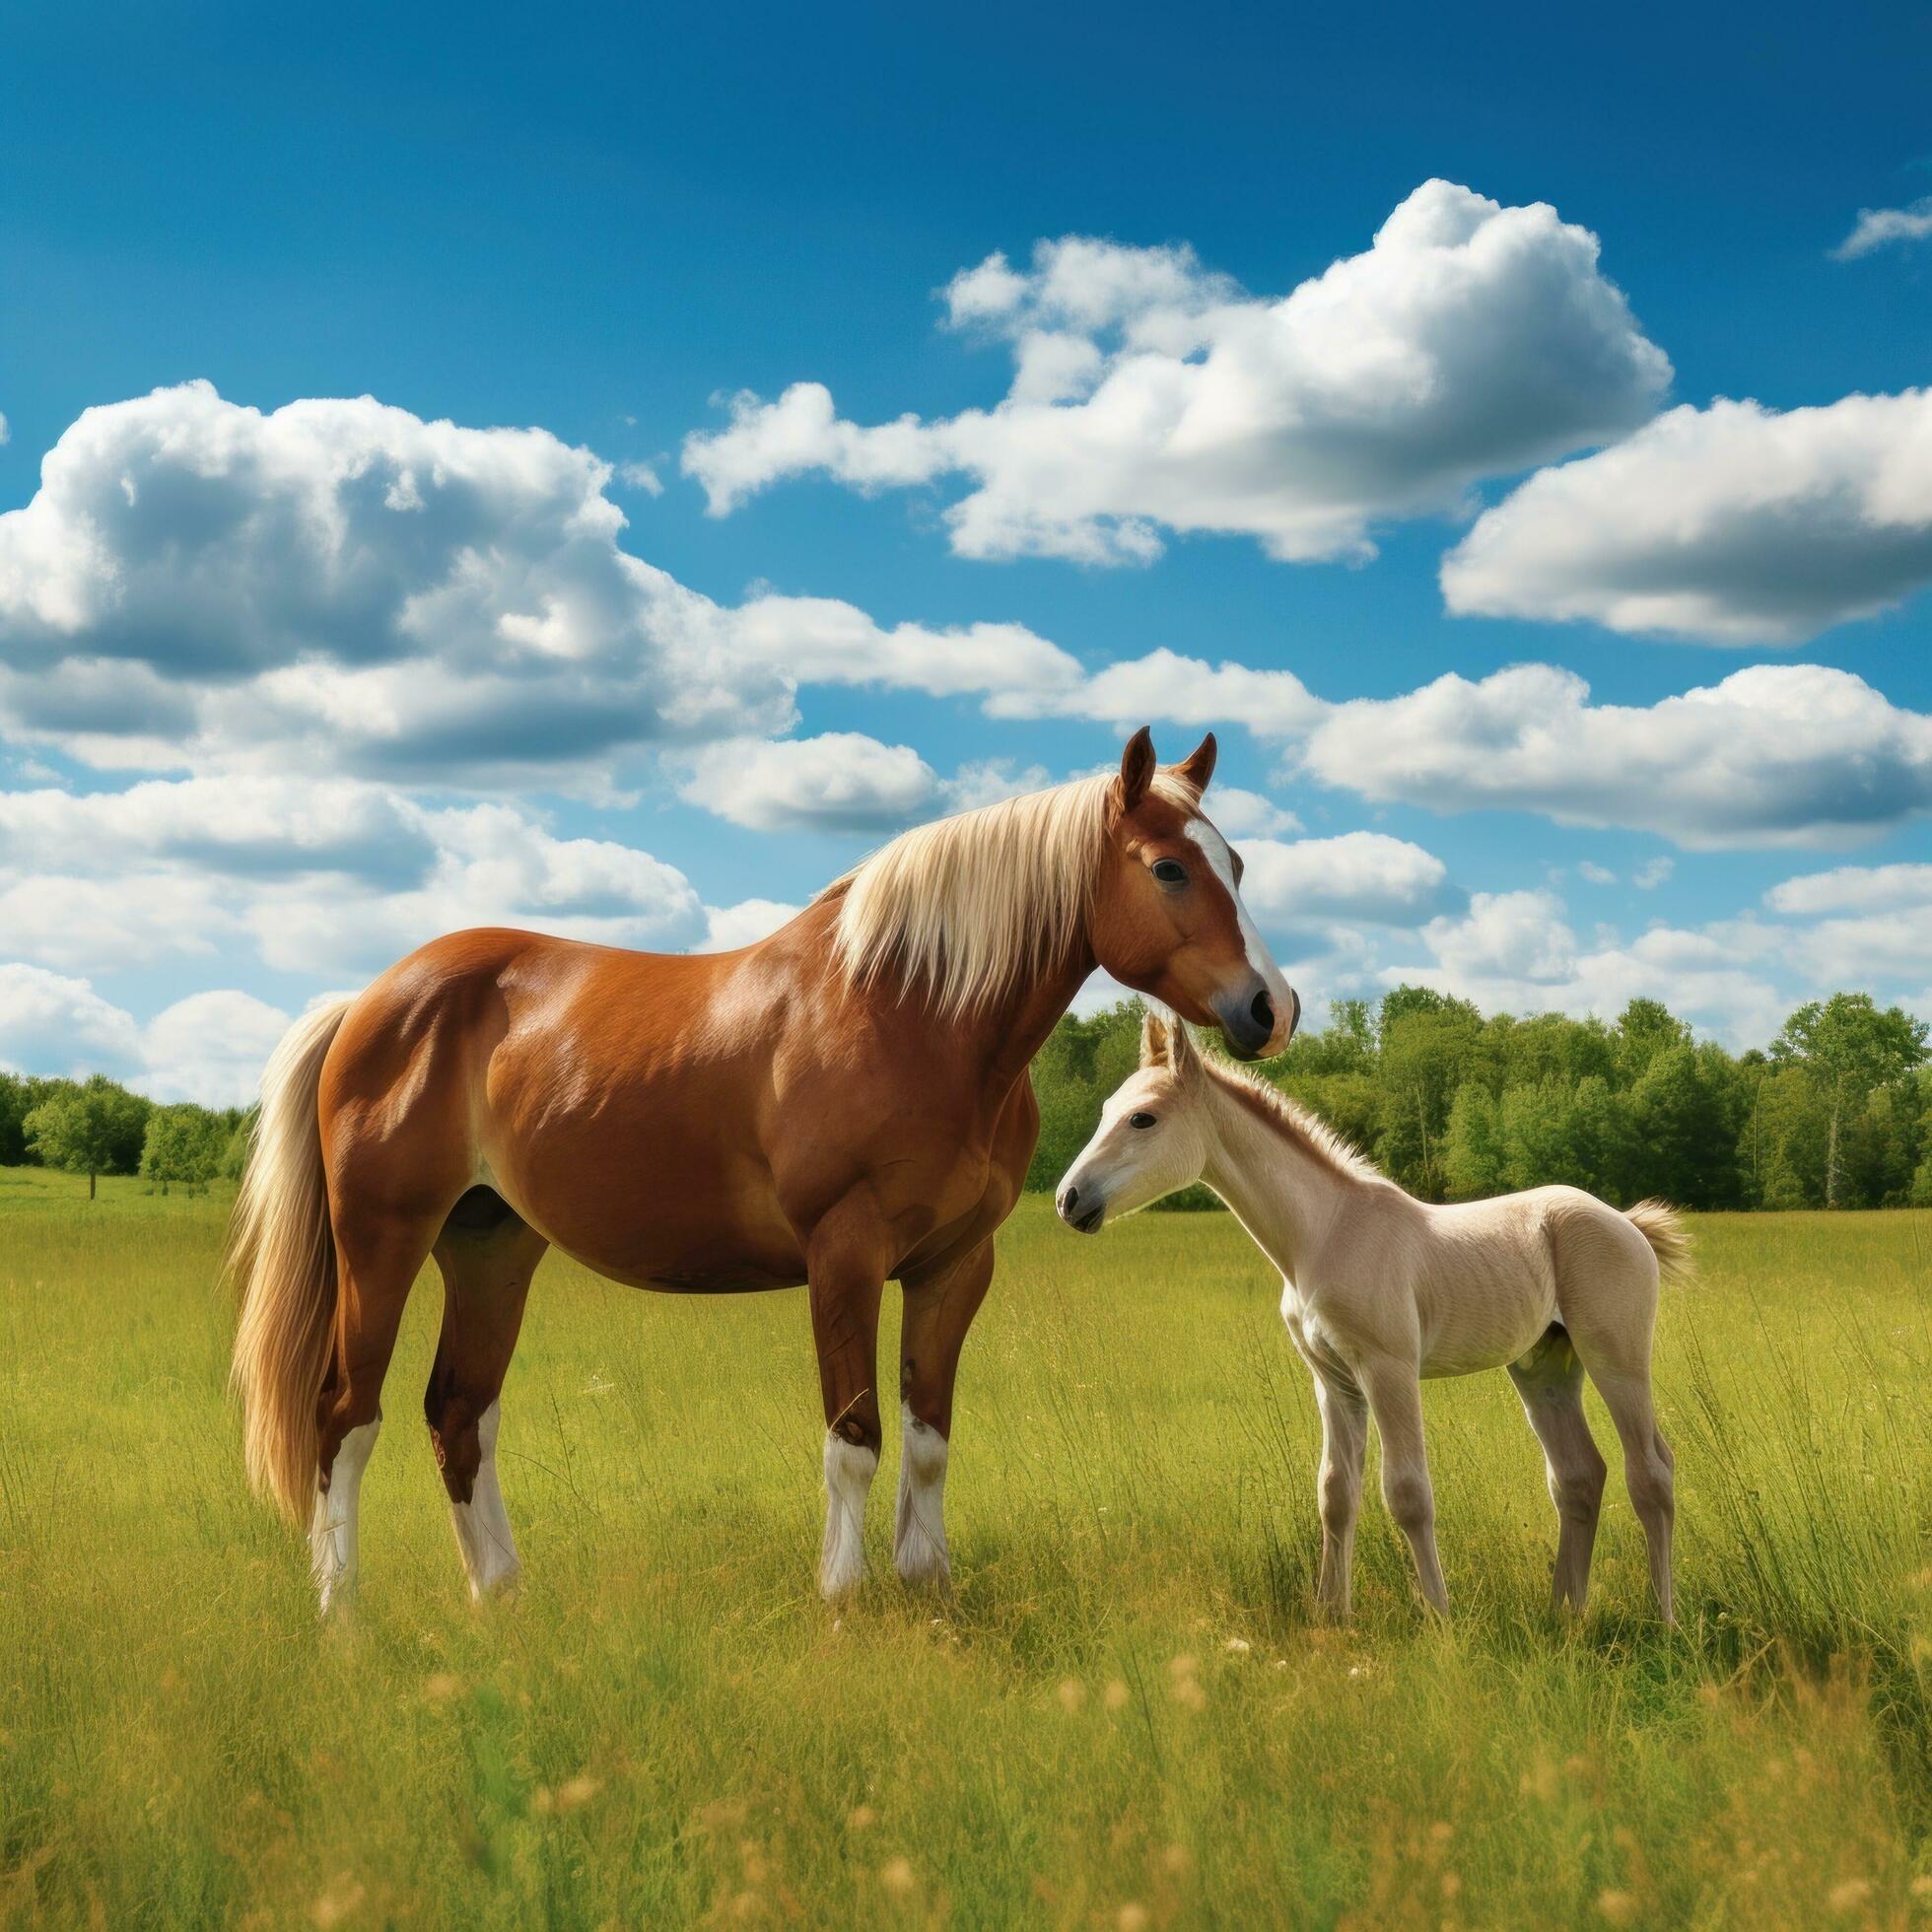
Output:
[[228, 996, 355, 1524], [1624, 1200, 1693, 1285]]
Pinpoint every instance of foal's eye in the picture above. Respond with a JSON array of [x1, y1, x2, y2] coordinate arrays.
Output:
[[1129, 1111, 1157, 1130], [1150, 859, 1188, 886]]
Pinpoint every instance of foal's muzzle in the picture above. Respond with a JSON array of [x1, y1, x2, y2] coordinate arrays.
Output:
[[1058, 1183, 1104, 1234], [1213, 977, 1298, 1060]]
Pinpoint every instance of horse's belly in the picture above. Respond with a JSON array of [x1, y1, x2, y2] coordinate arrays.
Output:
[[499, 1146, 808, 1295]]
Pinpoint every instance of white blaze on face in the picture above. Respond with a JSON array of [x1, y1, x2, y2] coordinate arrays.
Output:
[[1183, 815, 1294, 1014]]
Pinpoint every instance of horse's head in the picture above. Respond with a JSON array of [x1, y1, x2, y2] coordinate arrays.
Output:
[[1092, 726, 1299, 1061]]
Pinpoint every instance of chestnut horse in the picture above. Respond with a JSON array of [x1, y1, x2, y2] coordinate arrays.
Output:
[[230, 728, 1299, 1613]]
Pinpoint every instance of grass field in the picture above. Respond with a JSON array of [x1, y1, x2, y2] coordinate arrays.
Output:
[[2, 1165, 1930, 1927]]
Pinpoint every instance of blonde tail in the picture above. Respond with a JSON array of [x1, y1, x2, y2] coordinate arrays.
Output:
[[228, 997, 355, 1523], [1625, 1200, 1693, 1285]]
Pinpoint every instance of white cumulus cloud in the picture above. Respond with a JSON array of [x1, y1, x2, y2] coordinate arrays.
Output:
[[0, 382, 1087, 790], [684, 180, 1669, 567], [1765, 862, 1932, 917], [1442, 391, 1932, 644], [679, 733, 1056, 833], [1831, 196, 1932, 261], [1292, 662, 1932, 848], [1389, 891, 1787, 1046], [0, 773, 710, 980], [1239, 831, 1454, 927], [681, 733, 942, 833], [0, 969, 292, 1107], [697, 899, 805, 952]]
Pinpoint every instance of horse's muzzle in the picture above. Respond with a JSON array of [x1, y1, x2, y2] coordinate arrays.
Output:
[[1058, 1183, 1104, 1234], [1214, 978, 1297, 1060]]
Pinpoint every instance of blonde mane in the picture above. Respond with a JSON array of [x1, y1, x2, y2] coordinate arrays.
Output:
[[829, 770, 1202, 1018], [1205, 1054, 1384, 1186]]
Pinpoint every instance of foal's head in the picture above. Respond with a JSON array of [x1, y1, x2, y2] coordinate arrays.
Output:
[[1057, 1010, 1213, 1232], [1094, 727, 1299, 1061]]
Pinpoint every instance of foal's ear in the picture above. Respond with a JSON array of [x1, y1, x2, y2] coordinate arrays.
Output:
[[1140, 1008, 1201, 1076], [1140, 1007, 1172, 1067], [1169, 731, 1216, 798], [1116, 726, 1156, 812]]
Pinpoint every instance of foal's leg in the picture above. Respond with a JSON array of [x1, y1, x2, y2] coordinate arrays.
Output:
[[1508, 1327, 1607, 1612], [312, 1204, 442, 1617], [806, 1208, 891, 1601], [1311, 1367, 1368, 1619], [425, 1199, 547, 1602], [1359, 1356, 1449, 1615], [1587, 1368, 1676, 1624], [895, 1238, 995, 1588]]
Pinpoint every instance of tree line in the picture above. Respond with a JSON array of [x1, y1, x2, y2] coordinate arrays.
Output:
[[1027, 987, 1932, 1211], [0, 1073, 246, 1199], [7, 982, 1929, 1211]]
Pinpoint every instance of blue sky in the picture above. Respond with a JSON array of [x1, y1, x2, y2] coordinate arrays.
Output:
[[2, 1, 1930, 1100]]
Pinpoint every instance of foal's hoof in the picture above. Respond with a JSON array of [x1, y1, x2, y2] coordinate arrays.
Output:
[[894, 1549, 952, 1593], [818, 1555, 867, 1603]]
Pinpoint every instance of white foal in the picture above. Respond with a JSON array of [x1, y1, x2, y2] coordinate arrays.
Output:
[[1058, 1013, 1689, 1622]]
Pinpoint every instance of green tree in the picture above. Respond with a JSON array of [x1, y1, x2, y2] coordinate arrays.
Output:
[[1623, 1045, 1742, 1209], [1499, 1079, 1587, 1192], [1616, 999, 1690, 1082], [0, 1071, 33, 1166], [23, 1076, 151, 1199], [1771, 994, 1929, 1208], [1375, 989, 1489, 1200], [1441, 1083, 1505, 1200], [1566, 1073, 1634, 1203], [140, 1104, 228, 1195]]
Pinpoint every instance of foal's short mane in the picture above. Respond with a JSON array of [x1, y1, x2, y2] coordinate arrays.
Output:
[[828, 770, 1201, 1018], [1206, 1056, 1383, 1186]]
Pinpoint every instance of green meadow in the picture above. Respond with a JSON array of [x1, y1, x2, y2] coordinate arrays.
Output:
[[2, 1166, 1929, 1928]]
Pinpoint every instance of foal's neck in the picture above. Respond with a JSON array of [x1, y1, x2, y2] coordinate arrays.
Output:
[[1199, 1072, 1354, 1280]]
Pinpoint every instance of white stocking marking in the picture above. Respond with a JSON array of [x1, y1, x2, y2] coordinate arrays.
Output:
[[893, 1403, 951, 1586], [448, 1400, 521, 1602], [310, 1418, 380, 1619], [819, 1432, 878, 1601]]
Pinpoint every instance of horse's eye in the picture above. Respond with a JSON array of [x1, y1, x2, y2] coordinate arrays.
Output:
[[1151, 859, 1188, 886], [1129, 1111, 1157, 1130]]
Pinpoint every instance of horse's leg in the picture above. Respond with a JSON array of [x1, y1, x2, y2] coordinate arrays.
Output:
[[426, 1198, 547, 1602], [894, 1238, 995, 1588], [1358, 1355, 1449, 1616], [806, 1208, 891, 1601], [312, 1203, 442, 1617], [1508, 1327, 1607, 1613], [1312, 1365, 1368, 1620]]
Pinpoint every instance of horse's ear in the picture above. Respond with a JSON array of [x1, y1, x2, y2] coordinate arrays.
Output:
[[1140, 1007, 1171, 1068], [1170, 731, 1216, 797], [1116, 726, 1156, 812]]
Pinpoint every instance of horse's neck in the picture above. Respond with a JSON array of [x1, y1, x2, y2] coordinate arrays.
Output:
[[1200, 1077, 1348, 1281], [978, 944, 1098, 1090]]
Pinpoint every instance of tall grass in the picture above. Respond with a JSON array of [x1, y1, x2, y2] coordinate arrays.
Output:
[[2, 1168, 1928, 1925]]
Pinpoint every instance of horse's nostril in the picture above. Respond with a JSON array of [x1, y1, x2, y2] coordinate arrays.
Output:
[[1251, 990, 1275, 1033], [1060, 1186, 1078, 1215]]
